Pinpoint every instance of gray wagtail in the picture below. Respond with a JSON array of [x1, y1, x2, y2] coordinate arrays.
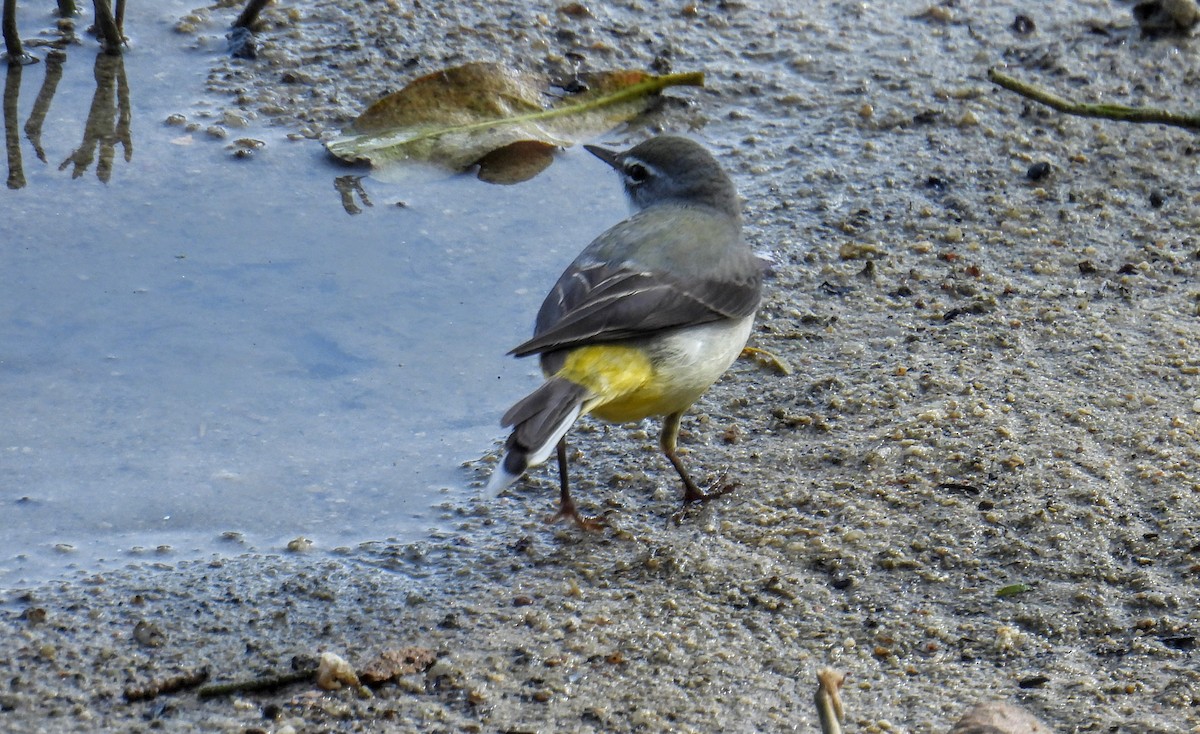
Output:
[[486, 136, 763, 527]]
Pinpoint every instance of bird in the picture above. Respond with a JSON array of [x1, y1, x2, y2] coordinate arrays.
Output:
[[486, 135, 763, 528]]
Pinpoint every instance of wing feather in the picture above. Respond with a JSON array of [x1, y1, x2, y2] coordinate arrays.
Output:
[[510, 261, 760, 357]]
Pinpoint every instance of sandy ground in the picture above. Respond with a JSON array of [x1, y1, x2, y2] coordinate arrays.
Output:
[[3, 0, 1199, 732]]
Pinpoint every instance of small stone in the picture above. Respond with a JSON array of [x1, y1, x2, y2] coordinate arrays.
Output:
[[1025, 161, 1052, 181], [286, 537, 313, 552], [316, 652, 360, 691], [133, 620, 166, 647], [22, 607, 47, 625], [919, 5, 953, 23], [222, 110, 250, 128], [1149, 191, 1166, 209], [1011, 14, 1036, 35], [950, 701, 1052, 734], [1133, 0, 1200, 34], [557, 2, 591, 16]]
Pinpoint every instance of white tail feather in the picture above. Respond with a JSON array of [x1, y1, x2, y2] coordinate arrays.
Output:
[[485, 403, 584, 498]]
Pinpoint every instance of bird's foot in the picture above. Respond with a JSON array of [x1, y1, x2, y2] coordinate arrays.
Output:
[[547, 499, 607, 531], [673, 472, 739, 524]]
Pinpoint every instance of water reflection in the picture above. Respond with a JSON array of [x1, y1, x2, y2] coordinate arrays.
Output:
[[59, 52, 130, 180], [24, 50, 66, 162], [3, 59, 21, 189], [334, 174, 372, 215], [3, 43, 130, 188]]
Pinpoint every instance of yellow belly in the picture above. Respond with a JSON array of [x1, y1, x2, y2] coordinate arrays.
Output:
[[552, 344, 677, 422], [549, 316, 754, 424]]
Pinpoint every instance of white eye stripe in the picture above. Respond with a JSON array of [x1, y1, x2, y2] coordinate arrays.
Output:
[[623, 159, 660, 185]]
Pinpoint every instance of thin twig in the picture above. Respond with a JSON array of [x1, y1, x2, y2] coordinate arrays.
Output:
[[92, 0, 122, 54], [234, 0, 273, 30], [124, 667, 211, 702], [197, 668, 314, 698], [987, 67, 1200, 131], [3, 0, 24, 63], [815, 668, 846, 734]]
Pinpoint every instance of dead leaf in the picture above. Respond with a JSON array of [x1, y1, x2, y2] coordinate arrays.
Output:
[[358, 647, 437, 685], [476, 140, 558, 185], [741, 346, 792, 376], [325, 62, 704, 180]]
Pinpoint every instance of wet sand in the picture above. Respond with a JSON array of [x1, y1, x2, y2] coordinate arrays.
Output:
[[2, 1, 1198, 731]]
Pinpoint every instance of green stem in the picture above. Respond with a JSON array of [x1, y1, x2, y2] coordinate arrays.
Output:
[[987, 67, 1200, 131]]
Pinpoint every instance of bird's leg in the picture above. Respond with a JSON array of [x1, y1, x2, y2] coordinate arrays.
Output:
[[662, 411, 737, 507], [547, 438, 606, 531]]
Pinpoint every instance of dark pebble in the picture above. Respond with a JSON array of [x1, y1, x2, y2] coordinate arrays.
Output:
[[830, 574, 855, 590], [1026, 161, 1052, 181], [1011, 14, 1036, 35], [1161, 635, 1195, 650], [1149, 191, 1166, 208]]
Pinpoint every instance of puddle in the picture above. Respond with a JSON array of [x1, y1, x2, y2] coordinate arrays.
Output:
[[1, 3, 628, 587]]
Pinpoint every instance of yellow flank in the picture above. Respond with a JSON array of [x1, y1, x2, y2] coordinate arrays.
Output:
[[555, 344, 677, 423]]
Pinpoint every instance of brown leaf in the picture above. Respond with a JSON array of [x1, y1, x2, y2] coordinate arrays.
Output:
[[326, 62, 704, 181]]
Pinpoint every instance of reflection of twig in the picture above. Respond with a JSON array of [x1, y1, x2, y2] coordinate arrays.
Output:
[[24, 50, 66, 162], [115, 48, 130, 157], [57, 1, 78, 17], [815, 668, 846, 734], [59, 52, 132, 181], [334, 175, 373, 215], [988, 67, 1200, 131], [3, 61, 24, 189]]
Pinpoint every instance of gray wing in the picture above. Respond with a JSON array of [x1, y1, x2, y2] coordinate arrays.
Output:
[[509, 260, 761, 358]]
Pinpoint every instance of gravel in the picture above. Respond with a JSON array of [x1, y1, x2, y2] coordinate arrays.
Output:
[[3, 0, 1198, 732]]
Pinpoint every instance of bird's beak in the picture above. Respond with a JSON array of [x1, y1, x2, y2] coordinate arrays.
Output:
[[583, 144, 621, 170]]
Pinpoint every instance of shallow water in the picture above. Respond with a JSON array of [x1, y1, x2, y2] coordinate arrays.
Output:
[[0, 3, 627, 587]]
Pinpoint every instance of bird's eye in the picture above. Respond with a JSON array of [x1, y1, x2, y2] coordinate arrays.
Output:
[[625, 163, 649, 184]]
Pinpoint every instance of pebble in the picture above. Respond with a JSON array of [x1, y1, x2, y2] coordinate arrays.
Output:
[[1025, 161, 1052, 181]]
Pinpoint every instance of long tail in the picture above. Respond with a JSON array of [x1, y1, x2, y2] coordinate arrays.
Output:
[[486, 377, 589, 497]]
